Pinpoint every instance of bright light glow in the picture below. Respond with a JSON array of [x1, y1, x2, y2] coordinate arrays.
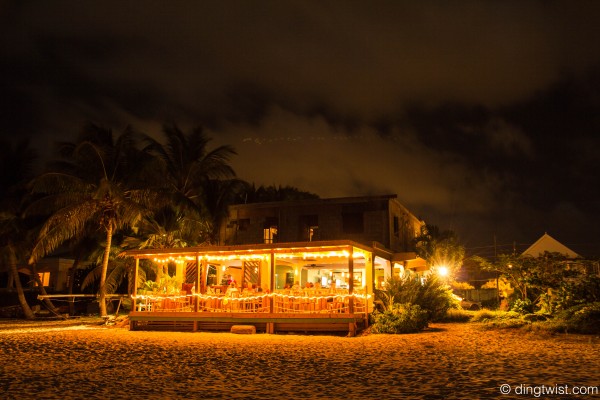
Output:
[[437, 266, 449, 277]]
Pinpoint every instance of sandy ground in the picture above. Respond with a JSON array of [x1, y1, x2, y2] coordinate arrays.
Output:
[[0, 319, 598, 400]]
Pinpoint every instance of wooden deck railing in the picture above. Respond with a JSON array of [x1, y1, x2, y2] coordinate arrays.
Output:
[[132, 292, 369, 314]]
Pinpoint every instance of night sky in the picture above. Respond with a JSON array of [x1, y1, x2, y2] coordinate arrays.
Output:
[[2, 1, 599, 256]]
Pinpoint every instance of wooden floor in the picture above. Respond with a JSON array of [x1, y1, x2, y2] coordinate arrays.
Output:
[[129, 311, 368, 336]]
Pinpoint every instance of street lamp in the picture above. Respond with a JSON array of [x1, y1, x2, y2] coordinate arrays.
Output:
[[437, 265, 449, 278]]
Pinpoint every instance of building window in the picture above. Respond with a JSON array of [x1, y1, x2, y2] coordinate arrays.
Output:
[[38, 272, 51, 287], [263, 217, 278, 243], [342, 212, 363, 234], [299, 214, 319, 241]]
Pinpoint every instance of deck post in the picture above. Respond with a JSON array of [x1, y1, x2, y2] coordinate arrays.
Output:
[[365, 252, 374, 313], [269, 251, 275, 313], [348, 322, 356, 337], [348, 247, 354, 314], [133, 258, 139, 311], [195, 256, 202, 313]]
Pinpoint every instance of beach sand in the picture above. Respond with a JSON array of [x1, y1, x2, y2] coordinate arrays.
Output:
[[0, 319, 598, 399]]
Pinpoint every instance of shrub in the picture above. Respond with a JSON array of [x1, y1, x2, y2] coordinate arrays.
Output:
[[439, 309, 474, 323], [479, 318, 529, 330], [471, 309, 521, 322], [374, 272, 459, 322], [522, 313, 548, 322], [529, 320, 570, 334], [417, 274, 460, 321], [557, 302, 600, 334], [510, 298, 534, 314], [552, 276, 600, 311], [371, 303, 429, 334]]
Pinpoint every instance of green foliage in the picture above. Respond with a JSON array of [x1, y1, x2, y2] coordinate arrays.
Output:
[[510, 298, 534, 314], [374, 271, 459, 322], [554, 302, 600, 334], [470, 309, 521, 322], [371, 303, 429, 334], [522, 313, 548, 322], [471, 303, 600, 334], [473, 252, 599, 315], [439, 309, 474, 322], [552, 275, 600, 312], [478, 318, 529, 330], [470, 309, 528, 329]]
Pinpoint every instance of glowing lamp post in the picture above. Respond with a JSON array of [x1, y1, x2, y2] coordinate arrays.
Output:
[[436, 266, 449, 278]]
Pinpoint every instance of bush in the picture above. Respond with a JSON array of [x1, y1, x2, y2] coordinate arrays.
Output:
[[510, 298, 533, 314], [529, 320, 570, 334], [439, 309, 474, 323], [374, 272, 459, 322], [556, 302, 600, 334], [418, 274, 460, 321], [522, 313, 548, 322], [471, 309, 521, 322], [552, 276, 600, 312], [479, 318, 529, 330], [371, 303, 429, 334]]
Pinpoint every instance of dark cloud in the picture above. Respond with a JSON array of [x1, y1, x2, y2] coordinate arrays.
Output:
[[1, 1, 600, 255]]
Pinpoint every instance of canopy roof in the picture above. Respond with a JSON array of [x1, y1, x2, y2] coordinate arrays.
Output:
[[123, 240, 386, 262]]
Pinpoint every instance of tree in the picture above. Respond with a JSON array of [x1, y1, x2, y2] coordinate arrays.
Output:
[[413, 224, 465, 279], [126, 205, 205, 250], [0, 139, 38, 319], [28, 124, 157, 316], [237, 184, 319, 204], [142, 122, 237, 233], [472, 251, 586, 311], [200, 178, 247, 243]]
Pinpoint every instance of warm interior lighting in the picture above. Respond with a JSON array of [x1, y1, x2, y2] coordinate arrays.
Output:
[[437, 266, 449, 277]]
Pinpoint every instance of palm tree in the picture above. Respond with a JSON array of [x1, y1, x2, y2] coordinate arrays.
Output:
[[200, 178, 247, 243], [28, 124, 158, 316], [142, 122, 237, 242], [0, 139, 38, 319], [127, 205, 209, 249], [238, 184, 319, 203]]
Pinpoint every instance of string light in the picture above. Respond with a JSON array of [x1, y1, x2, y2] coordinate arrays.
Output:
[[147, 247, 368, 264]]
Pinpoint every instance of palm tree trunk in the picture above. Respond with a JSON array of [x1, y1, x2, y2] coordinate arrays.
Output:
[[68, 259, 80, 315], [8, 247, 35, 319], [7, 270, 14, 289], [98, 225, 113, 317]]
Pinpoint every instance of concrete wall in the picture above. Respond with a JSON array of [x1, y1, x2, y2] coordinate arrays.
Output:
[[220, 195, 423, 253]]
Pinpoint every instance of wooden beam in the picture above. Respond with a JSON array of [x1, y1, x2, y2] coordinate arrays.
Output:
[[348, 247, 354, 314], [133, 258, 139, 312]]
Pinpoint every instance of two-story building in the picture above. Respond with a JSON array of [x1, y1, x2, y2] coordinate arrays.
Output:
[[126, 194, 427, 335], [220, 194, 421, 251]]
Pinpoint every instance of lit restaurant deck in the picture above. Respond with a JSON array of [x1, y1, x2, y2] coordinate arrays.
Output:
[[125, 240, 400, 335]]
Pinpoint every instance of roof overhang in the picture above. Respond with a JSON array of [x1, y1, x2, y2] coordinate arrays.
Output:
[[123, 240, 379, 261]]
